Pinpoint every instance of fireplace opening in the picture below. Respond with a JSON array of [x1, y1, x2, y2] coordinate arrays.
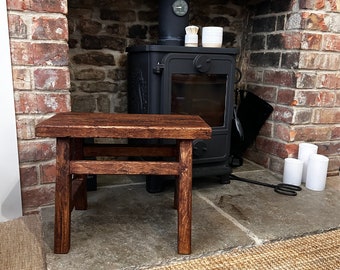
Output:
[[126, 1, 239, 191], [66, 0, 340, 186]]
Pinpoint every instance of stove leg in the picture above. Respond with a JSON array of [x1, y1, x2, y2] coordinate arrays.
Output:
[[219, 175, 231, 184]]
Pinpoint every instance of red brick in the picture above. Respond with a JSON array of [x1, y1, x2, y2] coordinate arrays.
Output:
[[296, 90, 335, 106], [274, 105, 313, 124], [20, 165, 39, 187], [299, 52, 340, 70], [34, 68, 70, 90], [263, 70, 296, 87], [331, 126, 340, 140], [10, 41, 33, 65], [6, 0, 30, 11], [273, 106, 294, 123], [296, 110, 313, 123], [300, 0, 325, 9], [323, 34, 340, 52], [32, 43, 69, 66], [21, 184, 55, 210], [36, 92, 71, 113], [18, 139, 56, 163], [274, 123, 293, 142], [258, 122, 273, 137], [282, 33, 301, 49], [13, 0, 68, 14], [277, 89, 296, 105], [32, 16, 68, 40], [317, 73, 340, 89], [8, 14, 27, 38], [12, 68, 31, 90], [16, 116, 36, 140], [294, 126, 332, 141], [245, 69, 263, 83], [296, 72, 317, 88], [285, 143, 299, 157], [255, 137, 292, 158], [318, 142, 340, 156], [243, 148, 270, 168], [327, 0, 340, 11], [314, 91, 336, 106], [301, 12, 329, 31], [336, 92, 340, 106], [312, 108, 340, 123], [40, 162, 56, 184], [15, 92, 71, 114], [301, 33, 322, 50]]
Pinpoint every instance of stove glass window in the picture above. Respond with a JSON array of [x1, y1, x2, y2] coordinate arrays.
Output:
[[171, 74, 227, 127]]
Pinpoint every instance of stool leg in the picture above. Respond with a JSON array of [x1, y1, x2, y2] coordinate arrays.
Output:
[[177, 139, 192, 255], [54, 138, 72, 254]]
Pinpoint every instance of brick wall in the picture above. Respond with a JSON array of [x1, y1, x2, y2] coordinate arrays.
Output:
[[7, 0, 244, 214], [5, 0, 339, 214], [7, 0, 70, 214], [241, 0, 340, 174], [67, 0, 244, 113]]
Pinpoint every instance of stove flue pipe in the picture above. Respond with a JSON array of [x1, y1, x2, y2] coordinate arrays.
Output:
[[158, 0, 189, 46]]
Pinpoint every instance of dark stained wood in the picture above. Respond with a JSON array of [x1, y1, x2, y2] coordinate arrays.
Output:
[[35, 112, 211, 139], [70, 160, 180, 175], [177, 140, 192, 255], [54, 138, 71, 254], [83, 144, 178, 157], [35, 112, 212, 255]]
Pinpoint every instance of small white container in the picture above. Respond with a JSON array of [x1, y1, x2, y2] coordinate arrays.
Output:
[[185, 25, 199, 47], [306, 154, 329, 191], [185, 34, 198, 47], [202, 26, 223, 48], [282, 158, 303, 186]]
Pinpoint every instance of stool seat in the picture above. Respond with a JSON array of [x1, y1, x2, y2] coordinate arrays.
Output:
[[35, 112, 211, 255], [36, 112, 211, 139]]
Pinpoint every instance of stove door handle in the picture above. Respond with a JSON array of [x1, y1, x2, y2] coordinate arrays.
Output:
[[153, 63, 164, 74]]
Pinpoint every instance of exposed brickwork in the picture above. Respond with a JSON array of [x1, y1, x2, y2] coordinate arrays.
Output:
[[6, 0, 340, 214], [242, 0, 340, 174], [68, 0, 244, 113], [7, 0, 70, 214]]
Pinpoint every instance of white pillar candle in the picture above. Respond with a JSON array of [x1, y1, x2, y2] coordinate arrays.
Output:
[[298, 143, 318, 183], [282, 158, 303, 186], [305, 154, 329, 191]]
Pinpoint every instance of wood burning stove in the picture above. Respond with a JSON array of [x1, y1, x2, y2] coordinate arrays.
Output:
[[126, 45, 238, 190], [126, 0, 239, 191]]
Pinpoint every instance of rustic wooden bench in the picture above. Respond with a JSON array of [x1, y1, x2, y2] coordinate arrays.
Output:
[[35, 112, 211, 255]]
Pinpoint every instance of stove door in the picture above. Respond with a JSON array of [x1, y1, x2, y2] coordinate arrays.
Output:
[[159, 53, 236, 164]]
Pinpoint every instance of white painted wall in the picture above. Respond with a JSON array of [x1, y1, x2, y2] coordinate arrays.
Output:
[[0, 0, 23, 221]]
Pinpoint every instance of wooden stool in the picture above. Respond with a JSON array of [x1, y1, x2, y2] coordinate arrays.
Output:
[[35, 112, 211, 255]]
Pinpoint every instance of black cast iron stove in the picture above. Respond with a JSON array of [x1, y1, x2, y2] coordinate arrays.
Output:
[[126, 1, 238, 191]]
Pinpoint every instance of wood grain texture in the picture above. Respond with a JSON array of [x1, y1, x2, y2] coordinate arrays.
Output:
[[177, 140, 193, 255], [70, 160, 180, 175], [54, 138, 71, 254], [35, 112, 212, 255], [35, 112, 211, 139]]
